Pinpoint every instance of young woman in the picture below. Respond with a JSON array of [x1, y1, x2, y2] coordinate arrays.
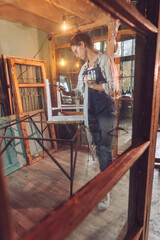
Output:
[[58, 32, 118, 210]]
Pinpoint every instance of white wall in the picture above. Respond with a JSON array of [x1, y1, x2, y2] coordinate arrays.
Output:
[[0, 19, 52, 174], [0, 19, 50, 77]]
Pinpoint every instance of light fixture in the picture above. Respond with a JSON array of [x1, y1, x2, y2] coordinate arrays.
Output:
[[60, 56, 66, 66], [62, 15, 67, 30], [76, 62, 79, 68]]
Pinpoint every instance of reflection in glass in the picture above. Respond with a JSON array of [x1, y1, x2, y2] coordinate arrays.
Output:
[[0, 11, 136, 240], [114, 29, 135, 156], [55, 26, 136, 157], [67, 171, 130, 240], [93, 41, 106, 53]]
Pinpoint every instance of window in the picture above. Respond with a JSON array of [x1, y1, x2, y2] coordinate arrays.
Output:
[[3, 56, 47, 114]]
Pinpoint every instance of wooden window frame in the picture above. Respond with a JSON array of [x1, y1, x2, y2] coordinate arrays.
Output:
[[2, 55, 47, 115], [1, 1, 160, 240], [1, 56, 57, 165]]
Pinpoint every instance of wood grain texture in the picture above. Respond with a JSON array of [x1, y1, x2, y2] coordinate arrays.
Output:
[[90, 0, 158, 35], [7, 144, 130, 240], [20, 141, 149, 240]]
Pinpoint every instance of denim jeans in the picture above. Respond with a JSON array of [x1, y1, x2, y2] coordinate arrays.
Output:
[[89, 109, 116, 171]]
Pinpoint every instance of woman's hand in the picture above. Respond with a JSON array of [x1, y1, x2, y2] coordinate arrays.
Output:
[[57, 84, 75, 97], [84, 75, 105, 92], [57, 84, 67, 95]]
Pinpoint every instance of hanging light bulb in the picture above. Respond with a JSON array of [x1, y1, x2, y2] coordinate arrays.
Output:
[[76, 62, 79, 68], [62, 15, 67, 30], [60, 55, 66, 66]]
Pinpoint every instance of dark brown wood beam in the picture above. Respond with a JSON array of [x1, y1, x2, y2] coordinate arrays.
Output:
[[127, 1, 160, 239], [141, 4, 160, 237], [90, 0, 158, 35]]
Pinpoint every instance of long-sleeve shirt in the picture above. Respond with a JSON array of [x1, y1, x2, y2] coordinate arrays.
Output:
[[73, 52, 117, 97]]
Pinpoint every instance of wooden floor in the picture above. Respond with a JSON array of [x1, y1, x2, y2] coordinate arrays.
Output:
[[6, 144, 129, 240], [66, 171, 129, 240], [4, 118, 160, 240]]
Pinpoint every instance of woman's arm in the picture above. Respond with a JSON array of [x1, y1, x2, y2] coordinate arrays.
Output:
[[83, 75, 105, 91], [57, 85, 75, 96]]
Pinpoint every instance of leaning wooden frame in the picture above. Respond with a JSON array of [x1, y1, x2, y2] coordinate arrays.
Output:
[[0, 1, 160, 240], [2, 55, 48, 115], [2, 55, 57, 164]]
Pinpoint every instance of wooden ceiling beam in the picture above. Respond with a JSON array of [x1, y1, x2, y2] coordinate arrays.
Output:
[[48, 0, 103, 22], [0, 0, 65, 25], [0, 0, 112, 33], [54, 14, 111, 37], [90, 0, 158, 35], [0, 4, 60, 32], [0, 0, 107, 32]]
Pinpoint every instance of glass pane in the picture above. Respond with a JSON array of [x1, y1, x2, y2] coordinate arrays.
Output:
[[20, 87, 45, 112], [93, 41, 106, 53], [55, 24, 136, 156], [16, 65, 43, 84], [1, 3, 139, 239], [57, 48, 82, 74], [67, 171, 130, 240], [114, 30, 135, 155], [7, 64, 46, 113]]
